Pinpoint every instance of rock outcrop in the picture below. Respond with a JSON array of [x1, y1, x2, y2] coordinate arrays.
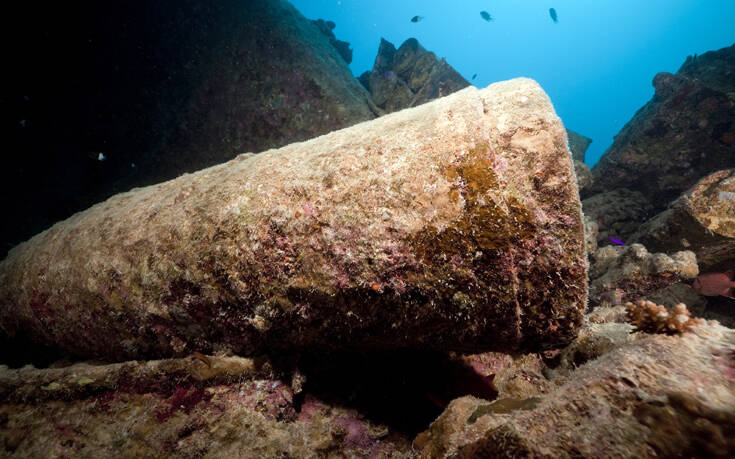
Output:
[[573, 160, 593, 193], [631, 169, 735, 272], [582, 189, 655, 245], [567, 130, 593, 162], [415, 309, 735, 458], [588, 243, 698, 308], [2, 0, 376, 258], [311, 19, 353, 64], [586, 44, 735, 211], [359, 38, 470, 113], [0, 79, 587, 361]]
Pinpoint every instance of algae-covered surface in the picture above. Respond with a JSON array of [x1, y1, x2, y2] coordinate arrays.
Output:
[[0, 78, 586, 361]]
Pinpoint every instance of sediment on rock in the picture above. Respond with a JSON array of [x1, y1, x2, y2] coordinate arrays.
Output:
[[0, 78, 586, 361]]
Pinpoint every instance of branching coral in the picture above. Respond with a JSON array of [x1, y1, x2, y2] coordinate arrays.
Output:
[[625, 300, 705, 334]]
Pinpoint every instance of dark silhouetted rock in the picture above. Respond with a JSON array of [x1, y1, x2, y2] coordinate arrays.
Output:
[[311, 18, 353, 64], [586, 44, 735, 211], [2, 0, 376, 258], [364, 38, 470, 112], [567, 130, 593, 162], [582, 189, 655, 245]]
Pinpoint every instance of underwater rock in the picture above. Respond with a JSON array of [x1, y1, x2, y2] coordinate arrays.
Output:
[[3, 0, 379, 260], [310, 18, 353, 64], [362, 37, 591, 154], [567, 130, 593, 163], [631, 169, 735, 273], [366, 38, 470, 113], [573, 160, 593, 192], [0, 355, 414, 457], [582, 188, 654, 245], [583, 214, 599, 256], [0, 78, 587, 360], [415, 309, 735, 458], [646, 282, 707, 316], [586, 44, 735, 211], [588, 243, 698, 308]]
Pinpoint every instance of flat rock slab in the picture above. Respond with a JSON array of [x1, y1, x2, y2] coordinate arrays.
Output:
[[0, 78, 586, 360], [416, 312, 735, 458], [0, 356, 414, 457]]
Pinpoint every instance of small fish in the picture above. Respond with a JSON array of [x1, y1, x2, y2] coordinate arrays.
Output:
[[692, 271, 735, 299], [383, 71, 392, 78], [549, 8, 558, 23], [411, 15, 423, 23], [472, 74, 477, 80], [97, 152, 106, 161], [480, 11, 493, 22], [609, 238, 625, 246], [192, 351, 212, 368]]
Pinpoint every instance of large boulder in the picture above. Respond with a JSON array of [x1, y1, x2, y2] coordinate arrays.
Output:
[[631, 169, 735, 272], [2, 0, 376, 258], [415, 309, 735, 458], [0, 79, 587, 361], [585, 44, 735, 210]]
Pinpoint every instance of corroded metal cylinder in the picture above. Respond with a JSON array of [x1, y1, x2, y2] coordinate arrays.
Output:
[[0, 78, 587, 360]]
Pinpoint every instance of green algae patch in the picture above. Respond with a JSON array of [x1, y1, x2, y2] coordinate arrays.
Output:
[[467, 397, 542, 423], [41, 382, 62, 391]]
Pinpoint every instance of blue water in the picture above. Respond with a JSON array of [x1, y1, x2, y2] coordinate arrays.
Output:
[[291, 0, 735, 166]]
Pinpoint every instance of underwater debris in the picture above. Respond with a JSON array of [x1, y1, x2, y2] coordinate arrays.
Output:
[[625, 300, 705, 334], [0, 78, 586, 360]]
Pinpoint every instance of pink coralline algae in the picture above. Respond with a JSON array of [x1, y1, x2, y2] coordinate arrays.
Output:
[[302, 200, 319, 217]]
